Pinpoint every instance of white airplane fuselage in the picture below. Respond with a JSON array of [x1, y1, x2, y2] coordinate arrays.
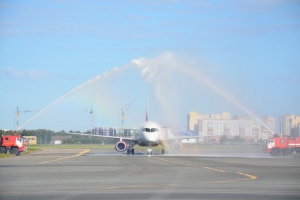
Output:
[[137, 121, 161, 147]]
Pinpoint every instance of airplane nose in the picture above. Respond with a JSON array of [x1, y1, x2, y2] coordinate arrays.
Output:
[[143, 132, 159, 143]]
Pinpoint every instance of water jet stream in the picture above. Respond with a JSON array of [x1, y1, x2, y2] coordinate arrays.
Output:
[[18, 66, 130, 130], [19, 53, 274, 134], [132, 53, 274, 134], [180, 67, 274, 133]]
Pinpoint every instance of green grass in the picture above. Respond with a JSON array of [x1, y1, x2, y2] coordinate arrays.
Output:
[[37, 144, 115, 149], [292, 152, 300, 158], [0, 153, 13, 158], [34, 143, 264, 151], [0, 145, 42, 158], [2, 143, 298, 158], [23, 146, 42, 154]]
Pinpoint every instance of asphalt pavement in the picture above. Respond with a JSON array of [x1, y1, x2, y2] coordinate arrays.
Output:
[[0, 146, 299, 200]]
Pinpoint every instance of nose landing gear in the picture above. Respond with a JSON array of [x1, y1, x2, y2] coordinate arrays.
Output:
[[147, 144, 153, 155]]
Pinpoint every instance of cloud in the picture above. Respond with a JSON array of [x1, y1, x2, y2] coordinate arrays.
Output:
[[0, 67, 49, 79]]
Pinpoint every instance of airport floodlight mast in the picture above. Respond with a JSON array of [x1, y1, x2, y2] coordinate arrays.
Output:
[[15, 107, 38, 131], [80, 107, 94, 132], [121, 98, 135, 129]]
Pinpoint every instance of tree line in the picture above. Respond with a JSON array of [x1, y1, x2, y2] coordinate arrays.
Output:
[[0, 129, 115, 145]]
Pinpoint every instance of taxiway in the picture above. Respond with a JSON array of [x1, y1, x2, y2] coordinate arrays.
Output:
[[0, 147, 299, 199]]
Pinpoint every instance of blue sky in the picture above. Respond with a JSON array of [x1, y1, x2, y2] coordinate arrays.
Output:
[[0, 0, 299, 132]]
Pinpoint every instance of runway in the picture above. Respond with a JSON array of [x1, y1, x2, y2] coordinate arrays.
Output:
[[0, 147, 299, 200]]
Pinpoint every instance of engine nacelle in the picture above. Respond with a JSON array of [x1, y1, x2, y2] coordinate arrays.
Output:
[[171, 142, 182, 152], [115, 140, 128, 152]]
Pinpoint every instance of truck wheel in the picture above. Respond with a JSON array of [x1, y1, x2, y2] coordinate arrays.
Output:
[[0, 147, 6, 154], [283, 148, 292, 155], [11, 148, 20, 156], [271, 148, 279, 156]]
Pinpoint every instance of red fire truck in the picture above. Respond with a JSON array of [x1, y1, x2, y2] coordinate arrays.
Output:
[[266, 136, 300, 156], [0, 134, 27, 156]]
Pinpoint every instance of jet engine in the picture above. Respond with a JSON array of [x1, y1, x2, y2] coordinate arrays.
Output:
[[171, 142, 182, 152], [115, 140, 128, 152]]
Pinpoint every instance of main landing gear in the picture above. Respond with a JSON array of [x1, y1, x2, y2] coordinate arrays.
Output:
[[127, 145, 134, 154], [147, 146, 166, 155]]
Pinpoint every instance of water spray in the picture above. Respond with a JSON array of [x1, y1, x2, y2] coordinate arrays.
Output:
[[131, 52, 274, 134], [18, 66, 130, 130], [180, 67, 274, 133]]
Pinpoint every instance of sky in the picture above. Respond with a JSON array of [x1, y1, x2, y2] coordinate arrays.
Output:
[[0, 0, 299, 133]]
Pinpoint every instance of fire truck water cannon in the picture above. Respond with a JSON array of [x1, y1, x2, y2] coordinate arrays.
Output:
[[0, 132, 27, 156], [266, 136, 300, 156]]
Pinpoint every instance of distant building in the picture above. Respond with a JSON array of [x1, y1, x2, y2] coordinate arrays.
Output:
[[280, 115, 295, 136], [261, 116, 275, 139], [280, 115, 300, 136], [92, 127, 117, 136], [52, 136, 71, 144], [160, 124, 175, 139], [294, 124, 300, 137], [54, 140, 62, 145], [23, 136, 37, 145], [187, 111, 231, 131], [188, 112, 274, 141]]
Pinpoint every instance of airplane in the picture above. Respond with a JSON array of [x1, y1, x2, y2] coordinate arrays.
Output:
[[70, 120, 201, 155], [70, 104, 202, 155]]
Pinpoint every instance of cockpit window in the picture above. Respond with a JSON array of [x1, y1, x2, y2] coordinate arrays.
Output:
[[143, 128, 159, 132]]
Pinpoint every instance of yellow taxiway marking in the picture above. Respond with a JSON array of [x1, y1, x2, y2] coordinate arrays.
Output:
[[153, 156, 226, 173], [236, 172, 257, 180], [152, 156, 257, 180], [103, 149, 257, 191], [37, 149, 90, 165]]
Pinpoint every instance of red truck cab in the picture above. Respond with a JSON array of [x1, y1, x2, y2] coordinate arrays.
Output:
[[266, 136, 300, 156], [0, 135, 27, 156]]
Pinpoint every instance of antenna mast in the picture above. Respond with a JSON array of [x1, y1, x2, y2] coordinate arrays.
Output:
[[146, 99, 148, 122]]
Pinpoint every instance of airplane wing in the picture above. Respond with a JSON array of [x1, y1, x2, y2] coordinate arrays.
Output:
[[67, 133, 139, 141], [160, 135, 201, 141], [159, 134, 225, 152], [160, 134, 225, 141]]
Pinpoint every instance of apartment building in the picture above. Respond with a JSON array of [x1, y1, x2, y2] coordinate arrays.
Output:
[[187, 111, 231, 131], [188, 112, 274, 141], [280, 115, 300, 136]]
